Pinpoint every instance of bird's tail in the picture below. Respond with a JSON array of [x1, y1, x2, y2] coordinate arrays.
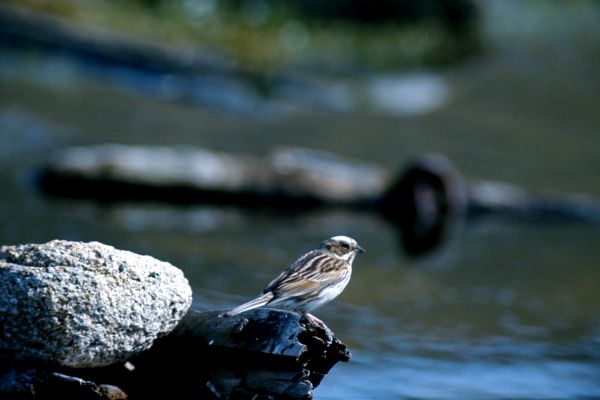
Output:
[[220, 292, 274, 317]]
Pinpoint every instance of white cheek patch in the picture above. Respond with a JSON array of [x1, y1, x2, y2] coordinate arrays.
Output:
[[340, 252, 356, 263]]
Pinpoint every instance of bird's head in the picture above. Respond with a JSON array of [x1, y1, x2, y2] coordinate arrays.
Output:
[[320, 235, 365, 262]]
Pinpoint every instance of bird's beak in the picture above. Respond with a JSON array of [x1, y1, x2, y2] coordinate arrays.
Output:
[[356, 245, 365, 253]]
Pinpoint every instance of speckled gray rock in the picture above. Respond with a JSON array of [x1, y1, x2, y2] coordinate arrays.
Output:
[[0, 240, 192, 368]]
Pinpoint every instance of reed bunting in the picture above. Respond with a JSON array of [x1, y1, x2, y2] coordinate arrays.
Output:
[[221, 235, 364, 317]]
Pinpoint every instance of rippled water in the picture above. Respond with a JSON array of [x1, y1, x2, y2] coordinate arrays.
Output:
[[2, 8, 600, 397]]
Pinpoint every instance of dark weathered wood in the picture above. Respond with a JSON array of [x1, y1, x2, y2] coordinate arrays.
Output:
[[172, 310, 307, 357], [128, 309, 351, 399], [0, 309, 350, 399]]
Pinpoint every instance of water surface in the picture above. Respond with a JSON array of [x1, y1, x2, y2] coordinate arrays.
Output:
[[1, 9, 600, 398]]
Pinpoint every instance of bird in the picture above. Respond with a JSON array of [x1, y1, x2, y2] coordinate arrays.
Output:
[[220, 235, 364, 317]]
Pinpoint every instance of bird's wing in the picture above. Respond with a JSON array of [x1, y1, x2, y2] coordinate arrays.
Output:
[[265, 251, 346, 300]]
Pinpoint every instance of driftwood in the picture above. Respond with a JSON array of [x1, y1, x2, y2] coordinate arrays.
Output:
[[36, 145, 388, 208], [135, 309, 350, 399], [36, 145, 600, 256], [0, 309, 349, 400]]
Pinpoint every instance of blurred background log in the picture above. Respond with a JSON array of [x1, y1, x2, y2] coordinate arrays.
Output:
[[37, 145, 600, 257], [36, 145, 388, 208]]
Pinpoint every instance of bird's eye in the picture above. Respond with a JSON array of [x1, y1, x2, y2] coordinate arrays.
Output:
[[341, 242, 349, 249]]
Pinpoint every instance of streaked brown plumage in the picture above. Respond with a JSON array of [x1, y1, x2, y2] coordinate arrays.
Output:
[[221, 235, 364, 317]]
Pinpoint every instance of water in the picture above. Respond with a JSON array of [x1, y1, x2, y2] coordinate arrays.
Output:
[[2, 6, 600, 398]]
